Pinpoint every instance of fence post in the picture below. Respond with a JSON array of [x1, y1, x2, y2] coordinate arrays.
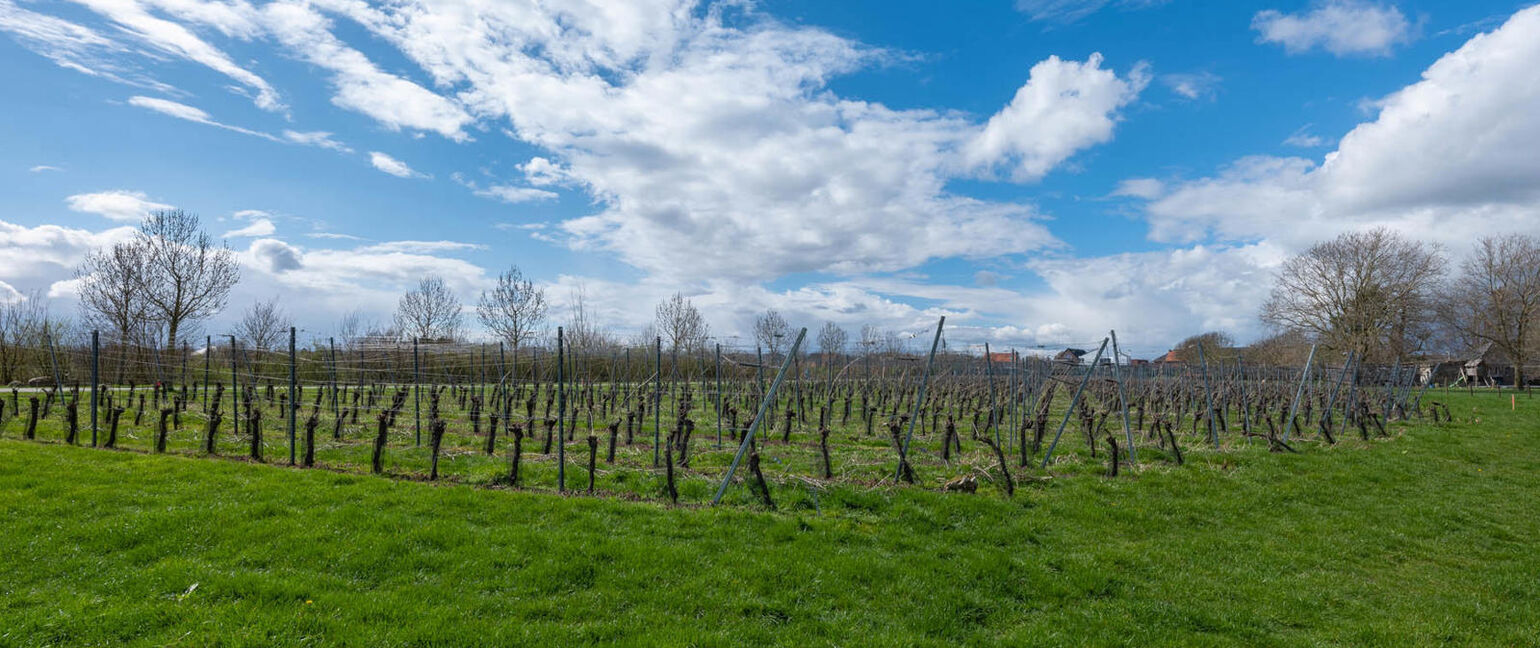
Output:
[[558, 327, 566, 491], [288, 326, 297, 465], [1199, 342, 1217, 449], [715, 343, 723, 450], [413, 338, 421, 447], [90, 330, 99, 447], [1041, 337, 1108, 468], [203, 335, 211, 413], [229, 336, 239, 440], [1110, 330, 1137, 464], [713, 328, 806, 505], [898, 316, 946, 473], [1283, 343, 1318, 442], [654, 336, 662, 467], [45, 331, 63, 417], [329, 337, 338, 420]]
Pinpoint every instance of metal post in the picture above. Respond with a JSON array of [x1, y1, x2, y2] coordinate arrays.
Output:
[[413, 338, 421, 446], [715, 343, 723, 450], [1041, 337, 1108, 468], [1283, 343, 1318, 442], [557, 327, 566, 491], [288, 326, 297, 465], [654, 336, 662, 467], [328, 337, 338, 420], [985, 341, 1000, 447], [44, 331, 63, 414], [713, 328, 806, 505], [90, 330, 99, 446], [1110, 330, 1136, 463], [229, 336, 239, 439], [203, 335, 211, 413], [898, 316, 946, 472], [1323, 350, 1355, 428], [1199, 342, 1217, 449]]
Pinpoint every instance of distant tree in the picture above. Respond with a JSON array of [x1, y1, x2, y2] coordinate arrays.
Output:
[[655, 293, 709, 355], [74, 240, 153, 346], [1437, 234, 1540, 385], [753, 309, 790, 360], [817, 321, 847, 361], [1173, 331, 1236, 364], [1244, 330, 1315, 367], [563, 283, 613, 353], [477, 265, 547, 353], [0, 291, 50, 384], [394, 276, 463, 341], [137, 210, 240, 351], [1261, 228, 1444, 362], [236, 297, 290, 351], [859, 324, 882, 356]]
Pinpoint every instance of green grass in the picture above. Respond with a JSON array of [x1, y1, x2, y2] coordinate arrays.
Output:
[[1, 390, 1537, 646]]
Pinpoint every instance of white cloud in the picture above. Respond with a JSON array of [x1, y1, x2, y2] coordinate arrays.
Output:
[[29, 165, 63, 173], [127, 95, 281, 141], [965, 54, 1149, 181], [1161, 71, 1221, 100], [65, 189, 171, 222], [473, 185, 558, 204], [0, 0, 173, 91], [282, 130, 352, 153], [0, 279, 22, 304], [368, 152, 426, 179], [1112, 177, 1165, 200], [69, 0, 283, 111], [1145, 6, 1540, 250], [257, 2, 472, 141], [0, 219, 136, 296], [223, 218, 276, 238], [358, 240, 486, 254], [1253, 0, 1414, 57], [1013, 0, 1168, 23], [1283, 125, 1326, 147]]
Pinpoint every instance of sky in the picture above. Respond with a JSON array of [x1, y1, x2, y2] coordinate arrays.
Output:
[[1, 0, 1538, 359]]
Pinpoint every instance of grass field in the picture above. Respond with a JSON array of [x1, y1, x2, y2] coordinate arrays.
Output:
[[1, 389, 1536, 646]]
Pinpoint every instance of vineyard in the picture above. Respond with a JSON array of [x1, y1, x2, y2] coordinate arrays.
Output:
[[0, 318, 1463, 508]]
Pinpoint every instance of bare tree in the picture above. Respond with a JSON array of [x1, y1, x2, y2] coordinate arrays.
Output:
[[394, 276, 463, 342], [563, 283, 613, 353], [1245, 329, 1315, 367], [75, 240, 154, 346], [137, 210, 240, 351], [1438, 234, 1540, 385], [1173, 331, 1236, 364], [236, 297, 290, 351], [752, 309, 790, 360], [1261, 228, 1445, 362], [656, 293, 708, 355], [478, 266, 547, 352], [854, 325, 882, 362], [0, 290, 50, 384], [817, 321, 847, 361]]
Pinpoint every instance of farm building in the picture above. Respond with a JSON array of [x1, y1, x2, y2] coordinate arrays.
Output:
[[987, 352, 1013, 364], [1152, 350, 1183, 365], [1462, 342, 1513, 385], [1053, 348, 1088, 365], [1418, 360, 1464, 385]]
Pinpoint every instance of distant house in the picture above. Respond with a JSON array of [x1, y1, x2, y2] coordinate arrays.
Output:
[[987, 352, 1013, 364], [1152, 350, 1183, 365], [1463, 342, 1512, 385], [1127, 358, 1150, 367], [1418, 360, 1463, 386], [1054, 348, 1088, 365]]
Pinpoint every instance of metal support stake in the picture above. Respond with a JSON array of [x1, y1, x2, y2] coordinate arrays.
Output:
[[90, 330, 99, 446], [898, 316, 946, 474], [1283, 343, 1318, 442], [1110, 330, 1136, 463], [1200, 342, 1217, 449], [288, 326, 297, 465], [557, 327, 567, 491], [1041, 337, 1108, 468], [713, 328, 806, 505]]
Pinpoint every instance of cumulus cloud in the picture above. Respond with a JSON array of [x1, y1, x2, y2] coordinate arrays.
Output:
[[65, 189, 171, 222], [1253, 0, 1414, 57], [1144, 6, 1540, 250], [965, 54, 1149, 181], [368, 152, 426, 179]]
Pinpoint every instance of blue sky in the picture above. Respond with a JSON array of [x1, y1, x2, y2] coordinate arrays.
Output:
[[2, 0, 1537, 358]]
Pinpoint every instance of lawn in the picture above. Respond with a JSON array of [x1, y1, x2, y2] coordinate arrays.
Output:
[[1, 389, 1536, 646]]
